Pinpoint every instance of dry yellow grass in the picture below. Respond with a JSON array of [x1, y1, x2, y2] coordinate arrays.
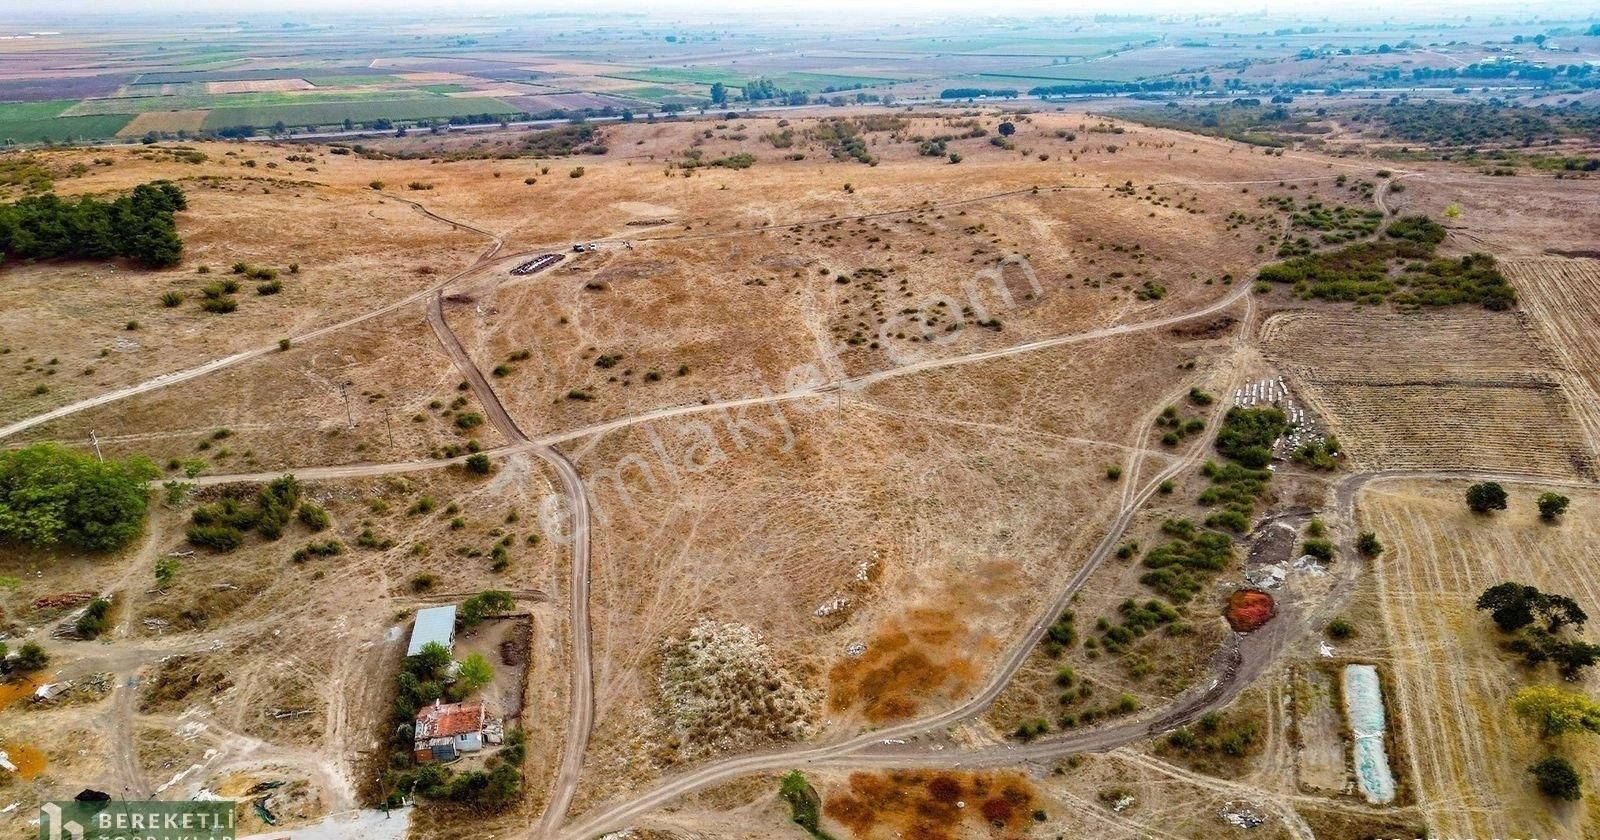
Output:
[[1366, 479, 1600, 839]]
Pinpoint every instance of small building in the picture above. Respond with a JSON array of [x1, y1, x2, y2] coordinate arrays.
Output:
[[407, 605, 456, 657], [413, 700, 491, 763]]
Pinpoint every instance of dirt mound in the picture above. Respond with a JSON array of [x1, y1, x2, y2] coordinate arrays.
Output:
[[1224, 589, 1276, 632]]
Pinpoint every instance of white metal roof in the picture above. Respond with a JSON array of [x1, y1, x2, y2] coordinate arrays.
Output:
[[407, 605, 457, 656]]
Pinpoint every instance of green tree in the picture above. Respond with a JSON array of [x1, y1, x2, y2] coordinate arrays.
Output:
[[1538, 492, 1571, 521], [1476, 582, 1588, 633], [998, 121, 1016, 136], [1511, 685, 1600, 738], [0, 443, 156, 552], [1529, 755, 1582, 800], [461, 590, 515, 626], [456, 652, 495, 695], [709, 82, 727, 105], [1466, 481, 1508, 513], [407, 640, 453, 680]]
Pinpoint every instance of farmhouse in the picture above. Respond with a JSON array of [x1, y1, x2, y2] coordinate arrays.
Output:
[[413, 699, 501, 763], [407, 605, 456, 656]]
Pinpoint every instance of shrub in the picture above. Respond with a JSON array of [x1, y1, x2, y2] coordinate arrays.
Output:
[[256, 280, 282, 295], [278, 338, 291, 351], [1357, 531, 1383, 557], [1105, 465, 1123, 481], [297, 502, 330, 531], [291, 539, 344, 562], [569, 167, 585, 178], [455, 412, 485, 430], [1302, 538, 1334, 561], [1327, 618, 1355, 639], [186, 524, 244, 551], [161, 291, 184, 307], [76, 597, 112, 639], [199, 296, 238, 314], [410, 572, 438, 592], [465, 453, 493, 475]]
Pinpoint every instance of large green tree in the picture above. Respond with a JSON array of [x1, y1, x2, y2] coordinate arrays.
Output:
[[1466, 481, 1508, 513], [0, 443, 156, 552]]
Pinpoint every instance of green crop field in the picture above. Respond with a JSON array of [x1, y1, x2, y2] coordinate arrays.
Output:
[[419, 84, 473, 94], [0, 114, 132, 143], [63, 89, 438, 116], [201, 96, 523, 129], [0, 100, 75, 121]]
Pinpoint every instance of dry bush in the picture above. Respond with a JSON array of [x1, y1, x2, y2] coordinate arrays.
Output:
[[658, 618, 816, 757]]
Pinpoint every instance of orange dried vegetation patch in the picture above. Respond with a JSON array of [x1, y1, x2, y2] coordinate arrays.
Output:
[[827, 607, 981, 723], [824, 770, 1036, 840], [1224, 588, 1275, 632]]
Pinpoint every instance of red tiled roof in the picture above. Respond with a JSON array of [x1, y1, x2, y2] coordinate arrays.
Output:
[[415, 701, 484, 738]]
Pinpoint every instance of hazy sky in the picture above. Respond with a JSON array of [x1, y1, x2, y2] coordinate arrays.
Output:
[[14, 0, 1597, 19]]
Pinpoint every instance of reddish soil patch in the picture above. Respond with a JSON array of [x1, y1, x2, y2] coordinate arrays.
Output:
[[827, 608, 981, 723], [824, 770, 1036, 840], [1224, 588, 1276, 632]]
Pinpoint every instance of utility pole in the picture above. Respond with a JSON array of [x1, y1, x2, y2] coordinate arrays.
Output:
[[89, 430, 103, 461], [340, 381, 355, 429]]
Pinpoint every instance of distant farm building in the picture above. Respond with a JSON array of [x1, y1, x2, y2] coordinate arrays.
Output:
[[407, 605, 457, 656], [413, 699, 501, 763]]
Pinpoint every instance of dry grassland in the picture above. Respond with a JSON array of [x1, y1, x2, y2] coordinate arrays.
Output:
[[1365, 479, 1600, 840], [0, 146, 483, 425], [562, 328, 1209, 812], [1262, 309, 1592, 478], [17, 303, 505, 472]]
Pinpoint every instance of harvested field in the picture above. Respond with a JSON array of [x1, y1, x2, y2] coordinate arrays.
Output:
[[1366, 479, 1600, 838], [117, 109, 208, 136], [1262, 310, 1592, 478], [206, 78, 313, 94], [1502, 257, 1600, 455]]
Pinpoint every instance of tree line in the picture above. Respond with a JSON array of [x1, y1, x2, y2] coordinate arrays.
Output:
[[0, 180, 186, 268]]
